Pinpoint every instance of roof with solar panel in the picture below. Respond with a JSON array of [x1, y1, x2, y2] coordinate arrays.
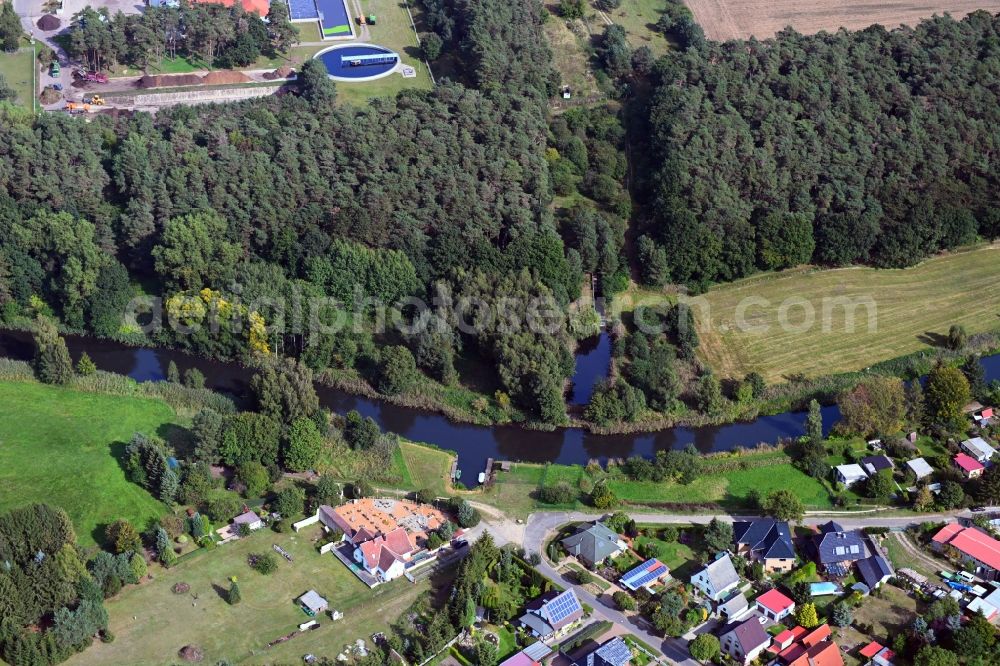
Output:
[[620, 558, 670, 591], [540, 589, 584, 630]]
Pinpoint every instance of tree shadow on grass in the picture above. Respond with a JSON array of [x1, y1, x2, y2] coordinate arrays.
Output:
[[158, 423, 194, 458], [211, 582, 230, 602], [917, 331, 949, 348]]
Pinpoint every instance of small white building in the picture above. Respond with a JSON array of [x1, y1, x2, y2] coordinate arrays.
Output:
[[836, 464, 869, 487], [905, 457, 934, 481], [233, 510, 264, 532]]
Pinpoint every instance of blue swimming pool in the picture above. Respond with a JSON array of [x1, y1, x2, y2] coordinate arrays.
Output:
[[316, 44, 399, 80]]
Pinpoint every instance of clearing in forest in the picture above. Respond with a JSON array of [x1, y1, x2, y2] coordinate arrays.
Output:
[[684, 0, 1000, 42], [693, 243, 1000, 382]]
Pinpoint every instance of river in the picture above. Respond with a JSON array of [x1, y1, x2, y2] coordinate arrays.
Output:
[[1, 330, 997, 485]]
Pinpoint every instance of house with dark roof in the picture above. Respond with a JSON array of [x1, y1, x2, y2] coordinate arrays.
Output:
[[861, 455, 894, 476], [719, 616, 771, 664], [856, 553, 893, 590], [581, 637, 632, 666], [691, 553, 741, 601], [561, 521, 626, 568], [733, 518, 796, 573], [619, 558, 670, 592], [518, 589, 585, 639], [810, 524, 869, 575]]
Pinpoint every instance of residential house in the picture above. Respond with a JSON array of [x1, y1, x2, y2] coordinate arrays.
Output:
[[561, 521, 627, 568], [856, 553, 894, 590], [962, 437, 998, 464], [718, 616, 771, 665], [932, 524, 1000, 581], [811, 523, 869, 576], [312, 498, 446, 583], [781, 625, 843, 666], [518, 589, 585, 639], [690, 553, 741, 602], [861, 455, 894, 476], [755, 588, 796, 622], [619, 558, 670, 592], [835, 464, 868, 487], [717, 592, 751, 621], [732, 518, 797, 573], [232, 510, 264, 531], [581, 637, 632, 666], [905, 458, 934, 481], [954, 453, 985, 480]]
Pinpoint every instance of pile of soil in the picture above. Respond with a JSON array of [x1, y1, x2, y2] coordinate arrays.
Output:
[[137, 73, 203, 89], [178, 645, 204, 662], [37, 14, 60, 31], [39, 87, 61, 104], [172, 582, 190, 594], [201, 70, 250, 85], [264, 66, 295, 80]]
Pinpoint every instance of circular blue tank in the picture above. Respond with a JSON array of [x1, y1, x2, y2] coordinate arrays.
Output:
[[315, 44, 399, 80]]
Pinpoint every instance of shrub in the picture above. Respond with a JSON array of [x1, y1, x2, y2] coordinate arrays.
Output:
[[537, 482, 577, 504], [249, 552, 278, 575], [613, 590, 636, 611]]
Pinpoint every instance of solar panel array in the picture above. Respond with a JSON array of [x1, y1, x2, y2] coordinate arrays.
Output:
[[621, 559, 669, 590], [544, 590, 582, 624]]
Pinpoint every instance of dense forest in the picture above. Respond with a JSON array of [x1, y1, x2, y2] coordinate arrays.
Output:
[[640, 12, 1000, 288], [0, 0, 586, 423]]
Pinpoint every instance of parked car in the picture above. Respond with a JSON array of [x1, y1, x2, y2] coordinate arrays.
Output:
[[971, 506, 987, 512], [49, 61, 60, 77]]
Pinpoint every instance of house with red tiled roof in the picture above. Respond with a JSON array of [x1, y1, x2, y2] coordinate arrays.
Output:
[[954, 453, 985, 479], [308, 498, 447, 583], [932, 524, 1000, 581], [755, 588, 796, 622], [772, 624, 842, 666], [859, 642, 894, 666]]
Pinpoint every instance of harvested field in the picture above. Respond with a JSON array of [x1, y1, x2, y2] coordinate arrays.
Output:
[[684, 0, 1000, 41], [693, 243, 1000, 382]]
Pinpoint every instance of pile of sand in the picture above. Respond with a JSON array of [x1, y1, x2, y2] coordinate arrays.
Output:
[[136, 73, 204, 89], [201, 70, 251, 85]]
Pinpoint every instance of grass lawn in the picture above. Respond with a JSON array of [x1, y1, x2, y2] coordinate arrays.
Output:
[[0, 381, 176, 547], [633, 528, 696, 576], [0, 46, 36, 110], [543, 2, 602, 98], [598, 0, 674, 55], [397, 440, 454, 497], [68, 526, 432, 666], [833, 584, 919, 657], [608, 461, 832, 510], [883, 533, 939, 579], [695, 243, 1000, 382]]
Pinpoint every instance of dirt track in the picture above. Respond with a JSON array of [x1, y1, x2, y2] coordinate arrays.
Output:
[[685, 0, 1000, 41]]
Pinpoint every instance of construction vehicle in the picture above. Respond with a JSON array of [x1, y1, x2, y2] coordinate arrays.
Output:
[[74, 69, 109, 84], [65, 102, 91, 114], [83, 95, 106, 105]]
